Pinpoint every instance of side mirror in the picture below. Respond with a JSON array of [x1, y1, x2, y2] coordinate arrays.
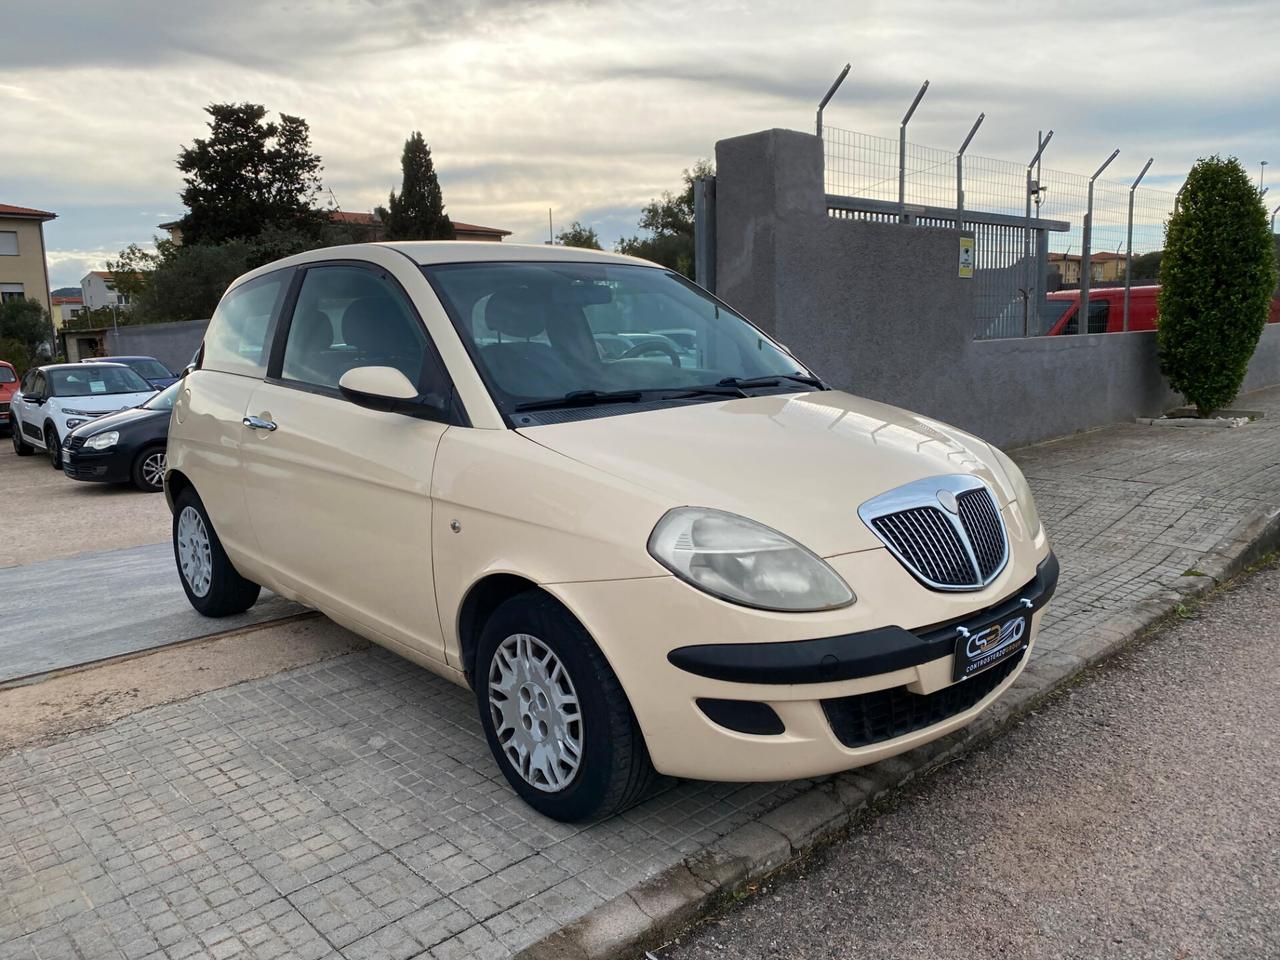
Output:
[[338, 366, 425, 415]]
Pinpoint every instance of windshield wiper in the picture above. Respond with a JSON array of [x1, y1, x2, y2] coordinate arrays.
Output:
[[717, 374, 826, 390], [514, 389, 645, 412]]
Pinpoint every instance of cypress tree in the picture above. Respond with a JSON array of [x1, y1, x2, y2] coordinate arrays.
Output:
[[384, 132, 454, 241]]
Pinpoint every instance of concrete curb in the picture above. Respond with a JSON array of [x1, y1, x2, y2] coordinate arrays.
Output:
[[515, 506, 1280, 960]]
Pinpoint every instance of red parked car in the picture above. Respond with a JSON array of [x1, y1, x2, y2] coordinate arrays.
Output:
[[1044, 285, 1280, 335], [0, 360, 18, 431]]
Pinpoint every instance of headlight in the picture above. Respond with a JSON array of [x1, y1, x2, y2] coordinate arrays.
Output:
[[648, 507, 855, 612], [65, 418, 86, 429], [85, 431, 119, 451], [992, 447, 1042, 537]]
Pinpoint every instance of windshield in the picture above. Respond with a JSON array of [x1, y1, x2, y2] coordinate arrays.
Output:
[[1041, 299, 1074, 335], [0, 366, 15, 384], [126, 359, 172, 379], [49, 365, 152, 397], [142, 381, 180, 411], [425, 262, 813, 413]]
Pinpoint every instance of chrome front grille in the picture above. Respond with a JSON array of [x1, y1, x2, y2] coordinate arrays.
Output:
[[859, 475, 1009, 591]]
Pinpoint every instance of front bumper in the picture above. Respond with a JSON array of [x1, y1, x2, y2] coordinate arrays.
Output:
[[546, 506, 1054, 782], [61, 444, 129, 483]]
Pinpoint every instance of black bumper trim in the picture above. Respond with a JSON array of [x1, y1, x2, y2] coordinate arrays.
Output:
[[667, 550, 1059, 685]]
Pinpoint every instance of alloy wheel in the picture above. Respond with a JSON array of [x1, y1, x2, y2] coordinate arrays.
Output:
[[176, 505, 213, 597], [141, 451, 166, 490], [488, 633, 584, 792]]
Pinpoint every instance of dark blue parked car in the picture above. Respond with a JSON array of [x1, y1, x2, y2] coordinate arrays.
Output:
[[83, 355, 178, 389]]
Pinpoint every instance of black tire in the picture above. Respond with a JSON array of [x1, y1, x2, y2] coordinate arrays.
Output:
[[131, 445, 167, 493], [44, 422, 60, 469], [172, 486, 261, 617], [11, 425, 33, 456], [475, 591, 656, 822]]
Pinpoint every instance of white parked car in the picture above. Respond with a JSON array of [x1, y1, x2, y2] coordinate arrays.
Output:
[[166, 243, 1056, 822], [10, 363, 157, 468]]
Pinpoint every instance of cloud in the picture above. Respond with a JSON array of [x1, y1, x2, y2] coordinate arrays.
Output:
[[3, 0, 1277, 292]]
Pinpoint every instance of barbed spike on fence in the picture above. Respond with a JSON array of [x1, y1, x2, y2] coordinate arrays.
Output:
[[816, 63, 851, 139]]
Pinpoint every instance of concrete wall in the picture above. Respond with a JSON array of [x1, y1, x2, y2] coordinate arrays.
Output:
[[106, 319, 209, 374], [715, 128, 1280, 448]]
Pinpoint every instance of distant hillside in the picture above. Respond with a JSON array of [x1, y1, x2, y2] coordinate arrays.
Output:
[[51, 286, 80, 297]]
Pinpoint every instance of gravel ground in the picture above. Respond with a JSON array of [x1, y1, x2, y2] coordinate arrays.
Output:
[[0, 436, 169, 567], [661, 557, 1280, 960]]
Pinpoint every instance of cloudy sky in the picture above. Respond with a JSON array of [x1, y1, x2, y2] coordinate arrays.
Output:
[[2, 0, 1276, 288]]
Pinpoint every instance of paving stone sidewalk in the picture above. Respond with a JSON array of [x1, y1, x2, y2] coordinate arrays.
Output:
[[3, 385, 1280, 960]]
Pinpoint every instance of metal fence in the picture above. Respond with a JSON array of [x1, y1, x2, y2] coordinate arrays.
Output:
[[822, 125, 1178, 338]]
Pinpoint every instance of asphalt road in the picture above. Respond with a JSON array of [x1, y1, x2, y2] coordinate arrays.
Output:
[[660, 557, 1280, 960], [0, 542, 302, 683]]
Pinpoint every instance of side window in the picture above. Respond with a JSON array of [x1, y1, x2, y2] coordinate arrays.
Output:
[[21, 370, 36, 394], [280, 265, 447, 407], [32, 372, 47, 398], [1086, 299, 1109, 334], [202, 272, 286, 377]]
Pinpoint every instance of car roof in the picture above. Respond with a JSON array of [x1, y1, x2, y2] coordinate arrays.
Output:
[[89, 355, 156, 362]]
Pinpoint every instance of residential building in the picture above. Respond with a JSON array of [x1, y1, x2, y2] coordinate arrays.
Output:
[[0, 203, 57, 318], [80, 271, 137, 311], [1048, 251, 1127, 286], [50, 294, 84, 330], [157, 212, 510, 244], [452, 221, 511, 242]]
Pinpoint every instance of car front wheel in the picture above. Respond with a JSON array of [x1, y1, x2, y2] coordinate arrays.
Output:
[[44, 423, 60, 469], [475, 591, 656, 822], [132, 445, 166, 492], [172, 487, 261, 617]]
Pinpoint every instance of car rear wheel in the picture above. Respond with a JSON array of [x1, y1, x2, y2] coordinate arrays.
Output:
[[44, 423, 60, 469], [173, 487, 261, 617], [132, 445, 166, 492], [475, 591, 656, 822], [11, 426, 32, 456]]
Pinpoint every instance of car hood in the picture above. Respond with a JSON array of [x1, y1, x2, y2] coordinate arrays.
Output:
[[61, 391, 156, 415], [73, 404, 164, 434], [148, 377, 179, 389], [517, 390, 1009, 557]]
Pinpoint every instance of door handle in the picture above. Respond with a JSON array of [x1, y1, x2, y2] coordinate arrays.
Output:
[[242, 416, 277, 432]]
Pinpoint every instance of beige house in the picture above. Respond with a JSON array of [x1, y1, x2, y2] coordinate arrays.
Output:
[[158, 212, 510, 244], [0, 203, 56, 318], [1048, 251, 1127, 286], [50, 294, 84, 330]]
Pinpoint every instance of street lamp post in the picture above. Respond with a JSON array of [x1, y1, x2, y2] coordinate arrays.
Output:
[[1261, 160, 1269, 192]]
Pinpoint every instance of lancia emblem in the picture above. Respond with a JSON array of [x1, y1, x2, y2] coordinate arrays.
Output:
[[936, 489, 959, 514]]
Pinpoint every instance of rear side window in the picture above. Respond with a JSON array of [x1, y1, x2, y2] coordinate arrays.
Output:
[[203, 272, 287, 377]]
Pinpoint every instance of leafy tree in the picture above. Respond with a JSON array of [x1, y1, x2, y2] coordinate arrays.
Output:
[[1157, 156, 1278, 416], [556, 221, 602, 250], [380, 132, 453, 241], [0, 297, 51, 348], [616, 159, 713, 279], [177, 103, 325, 246], [0, 336, 33, 374], [1126, 250, 1163, 282]]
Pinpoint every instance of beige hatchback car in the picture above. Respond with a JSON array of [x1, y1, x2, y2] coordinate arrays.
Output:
[[167, 242, 1056, 821]]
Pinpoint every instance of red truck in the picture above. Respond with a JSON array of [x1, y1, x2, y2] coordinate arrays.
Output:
[[0, 360, 18, 431], [1044, 285, 1280, 335]]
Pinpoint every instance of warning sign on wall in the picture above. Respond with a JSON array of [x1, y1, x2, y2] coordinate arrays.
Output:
[[958, 237, 975, 279]]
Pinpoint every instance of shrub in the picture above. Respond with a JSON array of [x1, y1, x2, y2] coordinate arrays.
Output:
[[1157, 156, 1278, 416]]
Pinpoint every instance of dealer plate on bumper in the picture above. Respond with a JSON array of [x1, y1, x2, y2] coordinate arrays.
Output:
[[952, 615, 1028, 682]]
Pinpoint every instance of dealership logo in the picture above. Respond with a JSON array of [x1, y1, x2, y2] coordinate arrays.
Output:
[[964, 617, 1024, 659]]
